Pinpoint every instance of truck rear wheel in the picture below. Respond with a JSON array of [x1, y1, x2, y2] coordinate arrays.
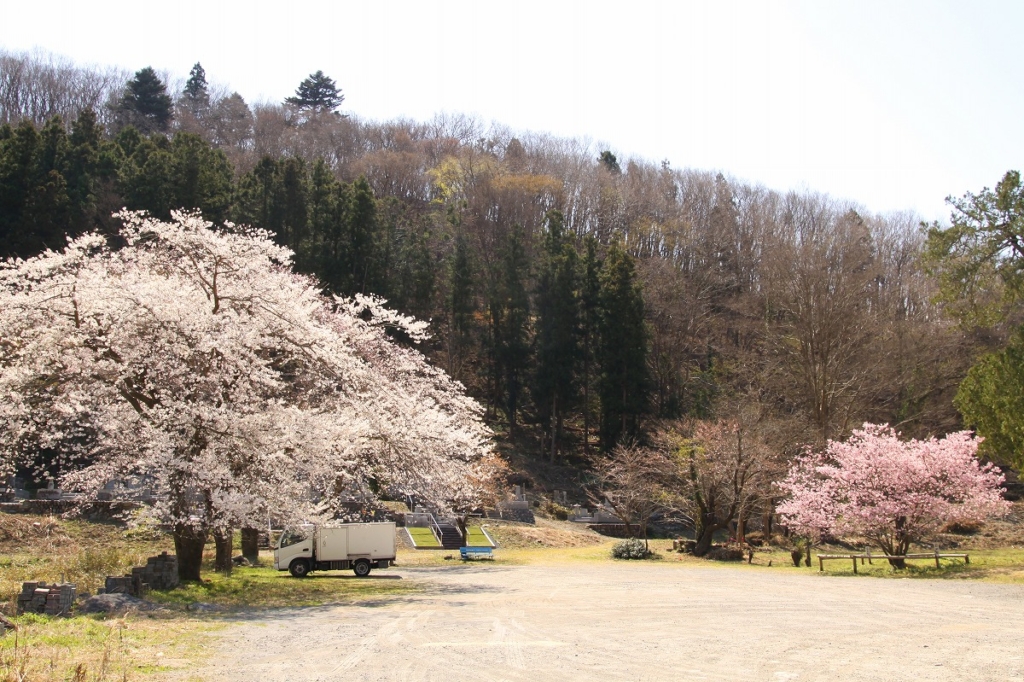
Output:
[[353, 559, 371, 577], [289, 559, 310, 578]]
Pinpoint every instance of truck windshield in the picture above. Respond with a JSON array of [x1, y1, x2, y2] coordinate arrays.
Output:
[[278, 528, 310, 548]]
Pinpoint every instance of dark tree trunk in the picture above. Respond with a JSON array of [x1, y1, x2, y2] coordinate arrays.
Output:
[[241, 527, 260, 565], [455, 515, 468, 548], [885, 517, 910, 569], [762, 509, 773, 541], [214, 527, 233, 574], [549, 395, 558, 462], [174, 524, 208, 582], [736, 514, 746, 544], [692, 522, 718, 557]]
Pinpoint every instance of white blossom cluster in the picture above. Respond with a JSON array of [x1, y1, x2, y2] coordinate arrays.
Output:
[[0, 211, 497, 533]]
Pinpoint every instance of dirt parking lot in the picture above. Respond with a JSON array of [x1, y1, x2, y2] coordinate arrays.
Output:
[[194, 561, 1024, 681]]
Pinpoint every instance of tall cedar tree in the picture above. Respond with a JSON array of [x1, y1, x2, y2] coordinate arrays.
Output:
[[117, 130, 232, 224], [447, 233, 475, 381], [393, 221, 435, 320], [118, 67, 173, 133], [489, 225, 531, 433], [579, 236, 601, 452], [181, 63, 210, 117], [0, 111, 110, 258], [598, 244, 649, 448], [533, 210, 581, 460], [346, 175, 378, 294], [285, 70, 344, 113]]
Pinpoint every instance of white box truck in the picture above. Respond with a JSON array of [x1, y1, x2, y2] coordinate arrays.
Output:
[[274, 522, 397, 578]]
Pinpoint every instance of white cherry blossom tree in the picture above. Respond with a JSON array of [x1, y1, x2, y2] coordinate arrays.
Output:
[[0, 211, 497, 580]]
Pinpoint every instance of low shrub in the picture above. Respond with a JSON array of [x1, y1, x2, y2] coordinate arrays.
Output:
[[542, 501, 570, 521], [611, 538, 650, 560], [706, 546, 744, 562], [743, 531, 767, 547]]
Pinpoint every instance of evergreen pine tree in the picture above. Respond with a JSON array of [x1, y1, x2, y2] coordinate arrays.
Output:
[[394, 223, 435, 320], [181, 62, 210, 117], [533, 210, 581, 460], [597, 243, 648, 448], [118, 67, 173, 133], [116, 130, 174, 219], [447, 232, 475, 380], [599, 150, 621, 175], [285, 70, 344, 114], [278, 157, 309, 255], [168, 133, 233, 224], [488, 225, 531, 433], [580, 236, 601, 452], [65, 109, 103, 230], [346, 175, 377, 293]]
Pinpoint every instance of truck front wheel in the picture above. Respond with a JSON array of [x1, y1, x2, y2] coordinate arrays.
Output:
[[289, 559, 311, 578], [353, 559, 372, 577]]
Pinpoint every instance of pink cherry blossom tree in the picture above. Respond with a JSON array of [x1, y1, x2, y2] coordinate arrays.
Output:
[[777, 424, 1008, 568], [0, 211, 497, 580]]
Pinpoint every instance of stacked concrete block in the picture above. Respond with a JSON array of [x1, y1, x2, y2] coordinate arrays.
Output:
[[141, 552, 179, 590], [17, 582, 75, 616], [102, 576, 134, 595], [99, 552, 179, 597]]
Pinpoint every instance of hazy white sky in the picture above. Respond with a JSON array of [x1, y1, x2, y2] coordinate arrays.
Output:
[[3, 0, 1021, 221]]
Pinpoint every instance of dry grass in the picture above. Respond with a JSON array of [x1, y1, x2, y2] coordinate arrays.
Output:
[[0, 514, 169, 614]]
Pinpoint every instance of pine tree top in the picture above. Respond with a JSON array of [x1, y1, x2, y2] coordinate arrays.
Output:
[[285, 70, 344, 113], [119, 66, 173, 132]]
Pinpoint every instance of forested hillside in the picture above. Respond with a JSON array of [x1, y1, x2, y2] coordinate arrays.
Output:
[[0, 50, 999, 474]]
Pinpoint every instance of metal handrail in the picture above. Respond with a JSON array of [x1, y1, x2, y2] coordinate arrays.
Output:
[[429, 515, 444, 546]]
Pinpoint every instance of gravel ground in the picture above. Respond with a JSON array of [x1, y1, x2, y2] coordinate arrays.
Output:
[[192, 562, 1024, 681]]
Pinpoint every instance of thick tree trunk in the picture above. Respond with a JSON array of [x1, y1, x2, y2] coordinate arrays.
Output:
[[736, 514, 746, 544], [174, 524, 208, 582], [241, 527, 260, 565], [214, 527, 234, 574], [886, 518, 910, 569], [550, 395, 558, 462], [762, 509, 773, 541], [692, 523, 718, 557]]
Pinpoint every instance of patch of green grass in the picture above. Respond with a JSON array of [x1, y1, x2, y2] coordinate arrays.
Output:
[[405, 527, 440, 548], [0, 613, 213, 682], [147, 563, 418, 609], [465, 527, 495, 547], [806, 547, 1024, 580]]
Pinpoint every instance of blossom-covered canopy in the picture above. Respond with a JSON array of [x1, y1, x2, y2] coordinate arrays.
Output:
[[0, 211, 496, 532]]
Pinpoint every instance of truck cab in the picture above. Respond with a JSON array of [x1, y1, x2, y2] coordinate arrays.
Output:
[[274, 527, 315, 576], [274, 522, 397, 578]]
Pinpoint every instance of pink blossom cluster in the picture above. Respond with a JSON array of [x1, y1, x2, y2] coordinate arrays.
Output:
[[777, 424, 1008, 553]]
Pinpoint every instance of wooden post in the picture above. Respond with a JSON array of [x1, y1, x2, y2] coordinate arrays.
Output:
[[934, 547, 940, 569], [965, 554, 970, 564], [819, 556, 824, 572], [852, 556, 857, 574]]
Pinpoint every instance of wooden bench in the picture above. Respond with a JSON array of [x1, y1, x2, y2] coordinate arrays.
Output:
[[817, 550, 969, 573], [460, 546, 494, 560]]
